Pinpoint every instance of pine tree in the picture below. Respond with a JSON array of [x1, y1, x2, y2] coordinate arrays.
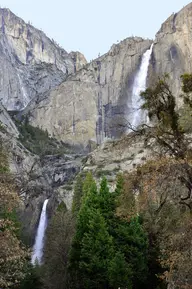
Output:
[[115, 216, 149, 288], [19, 264, 43, 289], [99, 176, 114, 219], [72, 174, 84, 215], [69, 174, 150, 289], [82, 172, 96, 197], [114, 173, 125, 197], [69, 175, 117, 289], [140, 74, 189, 159], [69, 173, 98, 286], [79, 209, 114, 289], [108, 251, 132, 289]]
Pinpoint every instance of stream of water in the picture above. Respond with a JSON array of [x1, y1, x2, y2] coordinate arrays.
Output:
[[129, 43, 153, 128], [31, 199, 49, 265]]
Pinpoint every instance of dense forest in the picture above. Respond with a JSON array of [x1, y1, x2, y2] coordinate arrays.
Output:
[[1, 74, 192, 289]]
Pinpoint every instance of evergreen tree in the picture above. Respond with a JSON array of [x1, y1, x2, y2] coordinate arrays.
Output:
[[69, 174, 150, 289], [19, 264, 43, 289], [82, 172, 96, 197], [108, 251, 132, 289], [79, 209, 114, 289], [114, 173, 125, 197], [99, 176, 115, 219], [69, 173, 98, 284], [140, 74, 188, 159], [72, 174, 84, 215], [115, 217, 149, 288], [98, 176, 122, 236]]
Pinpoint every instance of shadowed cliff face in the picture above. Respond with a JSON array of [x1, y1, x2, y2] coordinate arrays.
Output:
[[0, 8, 79, 110], [149, 3, 192, 106], [25, 37, 152, 146]]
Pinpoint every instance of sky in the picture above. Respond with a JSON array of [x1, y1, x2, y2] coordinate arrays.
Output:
[[0, 0, 190, 61]]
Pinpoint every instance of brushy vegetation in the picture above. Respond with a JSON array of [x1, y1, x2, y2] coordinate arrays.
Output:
[[0, 144, 29, 288], [0, 146, 9, 174], [14, 117, 70, 156], [117, 157, 192, 288], [179, 104, 192, 133]]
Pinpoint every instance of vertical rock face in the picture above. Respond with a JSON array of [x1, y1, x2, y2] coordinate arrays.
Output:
[[4, 3, 192, 146], [26, 37, 152, 146], [149, 3, 192, 105], [0, 8, 75, 110], [69, 51, 87, 72], [0, 103, 19, 136]]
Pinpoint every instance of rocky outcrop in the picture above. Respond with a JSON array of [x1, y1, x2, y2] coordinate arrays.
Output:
[[149, 3, 192, 106], [18, 152, 83, 243], [26, 37, 152, 146], [0, 8, 76, 110], [0, 104, 83, 242], [69, 51, 87, 72], [82, 133, 154, 187], [8, 137, 83, 243], [0, 104, 18, 136]]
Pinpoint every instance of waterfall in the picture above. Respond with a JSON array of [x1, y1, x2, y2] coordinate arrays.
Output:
[[17, 73, 30, 109], [31, 199, 49, 265], [129, 44, 153, 129]]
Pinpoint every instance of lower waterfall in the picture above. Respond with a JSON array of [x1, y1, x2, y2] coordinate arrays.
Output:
[[31, 199, 49, 265], [129, 43, 153, 129]]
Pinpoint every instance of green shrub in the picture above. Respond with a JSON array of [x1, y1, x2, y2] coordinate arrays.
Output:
[[141, 156, 147, 161], [179, 105, 192, 133], [64, 185, 73, 191], [0, 146, 9, 173], [113, 159, 122, 163], [15, 118, 69, 156], [96, 170, 113, 177]]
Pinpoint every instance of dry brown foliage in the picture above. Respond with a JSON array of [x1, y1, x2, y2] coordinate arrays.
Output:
[[117, 157, 192, 288], [0, 173, 28, 288]]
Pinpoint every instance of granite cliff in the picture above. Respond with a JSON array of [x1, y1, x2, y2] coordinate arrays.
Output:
[[25, 3, 192, 146], [150, 2, 192, 105], [1, 4, 192, 144], [25, 37, 152, 146], [0, 8, 86, 110]]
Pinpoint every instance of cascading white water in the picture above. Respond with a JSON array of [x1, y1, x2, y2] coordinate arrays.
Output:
[[17, 73, 30, 108], [31, 199, 49, 265], [129, 44, 153, 128]]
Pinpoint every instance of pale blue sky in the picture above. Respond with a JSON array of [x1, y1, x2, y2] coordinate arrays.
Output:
[[0, 0, 190, 61]]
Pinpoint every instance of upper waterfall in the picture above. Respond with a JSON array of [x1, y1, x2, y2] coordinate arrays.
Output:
[[31, 199, 49, 265], [129, 43, 153, 129]]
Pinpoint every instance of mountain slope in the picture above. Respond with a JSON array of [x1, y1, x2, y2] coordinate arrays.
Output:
[[25, 2, 192, 147], [25, 37, 152, 146], [0, 8, 84, 110]]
